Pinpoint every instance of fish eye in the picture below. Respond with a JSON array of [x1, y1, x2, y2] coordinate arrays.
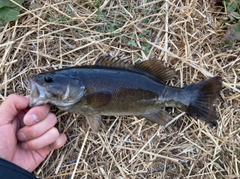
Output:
[[44, 75, 53, 83]]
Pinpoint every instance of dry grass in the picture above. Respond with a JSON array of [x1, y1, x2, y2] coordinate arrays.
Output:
[[0, 0, 240, 178]]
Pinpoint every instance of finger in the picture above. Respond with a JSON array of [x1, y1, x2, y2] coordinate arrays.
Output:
[[23, 104, 50, 125], [21, 127, 60, 150], [0, 94, 29, 126], [44, 133, 67, 150], [17, 113, 57, 141]]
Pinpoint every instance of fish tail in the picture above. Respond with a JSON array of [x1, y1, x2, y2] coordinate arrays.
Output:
[[185, 76, 222, 126]]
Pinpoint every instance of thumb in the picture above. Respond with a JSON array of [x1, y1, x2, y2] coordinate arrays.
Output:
[[0, 94, 30, 126]]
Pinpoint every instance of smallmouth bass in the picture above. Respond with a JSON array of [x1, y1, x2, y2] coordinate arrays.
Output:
[[29, 55, 222, 131]]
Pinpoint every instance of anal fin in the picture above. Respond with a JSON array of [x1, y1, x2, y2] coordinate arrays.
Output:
[[140, 109, 172, 126]]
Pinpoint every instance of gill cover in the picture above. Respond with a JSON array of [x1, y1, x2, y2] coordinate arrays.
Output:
[[29, 73, 85, 109]]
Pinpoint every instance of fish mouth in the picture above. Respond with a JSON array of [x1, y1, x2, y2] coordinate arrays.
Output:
[[28, 78, 48, 107]]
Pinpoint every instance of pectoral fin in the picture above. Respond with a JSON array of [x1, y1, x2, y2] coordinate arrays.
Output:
[[140, 109, 172, 126], [84, 114, 102, 132]]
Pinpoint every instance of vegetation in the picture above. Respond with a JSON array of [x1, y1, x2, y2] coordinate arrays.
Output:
[[0, 0, 24, 24], [0, 0, 239, 178]]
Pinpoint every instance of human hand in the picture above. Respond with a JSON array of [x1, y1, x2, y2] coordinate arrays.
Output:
[[0, 94, 67, 172]]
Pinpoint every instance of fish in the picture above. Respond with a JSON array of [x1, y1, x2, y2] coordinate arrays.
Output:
[[28, 55, 222, 132]]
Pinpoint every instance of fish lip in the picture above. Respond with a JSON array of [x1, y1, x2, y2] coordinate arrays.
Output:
[[28, 78, 47, 107]]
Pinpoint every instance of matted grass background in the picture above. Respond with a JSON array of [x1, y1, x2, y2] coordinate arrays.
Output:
[[0, 0, 240, 178]]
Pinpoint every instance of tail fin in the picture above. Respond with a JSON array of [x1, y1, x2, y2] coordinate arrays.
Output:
[[185, 76, 222, 126]]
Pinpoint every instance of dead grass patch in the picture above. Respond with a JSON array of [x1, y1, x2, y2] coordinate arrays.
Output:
[[0, 0, 239, 178]]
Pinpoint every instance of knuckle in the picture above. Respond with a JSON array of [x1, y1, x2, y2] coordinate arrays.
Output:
[[50, 128, 59, 138], [30, 130, 38, 139], [31, 105, 50, 117], [49, 137, 64, 150], [8, 94, 20, 100], [48, 113, 57, 123], [24, 127, 38, 139], [25, 128, 60, 150], [41, 104, 50, 111], [9, 94, 19, 98], [26, 140, 39, 150]]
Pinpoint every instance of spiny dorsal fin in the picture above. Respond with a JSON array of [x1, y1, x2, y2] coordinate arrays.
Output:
[[95, 55, 133, 68], [134, 60, 175, 82]]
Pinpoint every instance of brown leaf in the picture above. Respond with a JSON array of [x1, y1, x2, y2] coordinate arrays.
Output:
[[210, 0, 223, 6]]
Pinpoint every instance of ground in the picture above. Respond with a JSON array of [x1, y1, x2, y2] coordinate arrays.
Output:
[[0, 0, 240, 178]]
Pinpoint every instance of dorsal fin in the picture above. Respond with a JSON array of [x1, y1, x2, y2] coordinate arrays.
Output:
[[95, 55, 133, 68], [134, 60, 175, 82], [94, 56, 175, 82]]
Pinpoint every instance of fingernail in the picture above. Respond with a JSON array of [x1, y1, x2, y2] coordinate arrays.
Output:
[[25, 114, 38, 125], [32, 114, 38, 123], [17, 131, 27, 141]]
